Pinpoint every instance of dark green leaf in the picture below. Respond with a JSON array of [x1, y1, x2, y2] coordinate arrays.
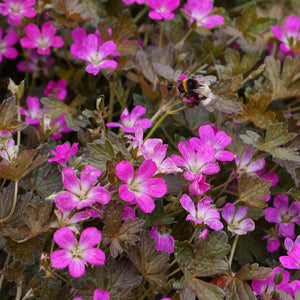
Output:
[[2, 260, 24, 284], [127, 230, 170, 285], [238, 174, 270, 208], [5, 236, 43, 265]]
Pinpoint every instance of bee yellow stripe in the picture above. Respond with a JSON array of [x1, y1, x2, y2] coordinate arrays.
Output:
[[182, 79, 188, 93]]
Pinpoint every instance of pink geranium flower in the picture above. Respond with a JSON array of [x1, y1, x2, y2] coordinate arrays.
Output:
[[20, 22, 64, 55], [271, 16, 300, 55], [44, 79, 67, 100], [190, 124, 234, 161], [107, 105, 152, 133], [150, 226, 175, 253], [184, 0, 224, 28], [50, 210, 91, 234], [265, 195, 300, 239], [116, 160, 167, 213], [70, 33, 117, 75], [54, 165, 111, 212], [279, 236, 300, 269], [147, 0, 180, 20], [252, 266, 292, 297], [51, 227, 105, 278], [221, 203, 255, 235], [0, 0, 37, 26], [20, 96, 42, 125], [180, 194, 223, 230], [171, 141, 220, 180], [50, 115, 73, 140], [141, 139, 182, 174], [74, 289, 110, 300], [0, 27, 18, 63], [17, 50, 54, 73], [48, 142, 78, 167]]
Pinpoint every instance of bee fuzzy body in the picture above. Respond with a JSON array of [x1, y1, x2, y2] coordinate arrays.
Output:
[[178, 75, 217, 105]]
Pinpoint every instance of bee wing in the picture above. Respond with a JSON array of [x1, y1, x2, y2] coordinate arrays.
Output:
[[199, 75, 217, 85], [193, 85, 212, 97]]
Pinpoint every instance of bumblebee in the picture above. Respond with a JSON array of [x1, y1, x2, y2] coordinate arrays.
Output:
[[177, 75, 217, 104]]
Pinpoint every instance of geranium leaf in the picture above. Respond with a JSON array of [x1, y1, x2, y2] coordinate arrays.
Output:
[[0, 148, 47, 181], [127, 230, 170, 285], [238, 174, 270, 208], [240, 123, 300, 161], [0, 97, 27, 132], [5, 236, 43, 265]]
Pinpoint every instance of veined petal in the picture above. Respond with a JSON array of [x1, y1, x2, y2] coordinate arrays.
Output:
[[170, 154, 187, 168], [234, 206, 248, 222], [54, 227, 76, 249], [99, 40, 116, 58], [3, 47, 17, 59], [82, 248, 105, 265], [201, 15, 224, 28], [50, 36, 64, 48], [54, 192, 78, 212], [69, 257, 85, 278], [215, 150, 234, 161], [62, 167, 80, 194], [130, 105, 146, 122], [178, 141, 195, 164], [94, 289, 110, 300], [20, 37, 36, 49], [135, 193, 155, 213], [144, 177, 167, 197], [80, 165, 100, 192], [221, 203, 235, 224], [41, 22, 56, 38], [271, 26, 286, 42], [285, 16, 300, 38], [3, 32, 18, 46], [51, 249, 72, 268], [72, 27, 87, 43], [98, 59, 117, 69], [198, 124, 215, 143], [79, 227, 101, 249], [25, 23, 41, 40], [89, 186, 110, 205], [135, 160, 157, 182], [180, 194, 196, 216], [116, 161, 134, 183], [119, 184, 136, 202]]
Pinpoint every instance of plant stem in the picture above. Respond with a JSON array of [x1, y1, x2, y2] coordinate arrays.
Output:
[[144, 99, 182, 141], [168, 267, 181, 277], [16, 97, 21, 146], [0, 254, 10, 290], [46, 269, 76, 290], [0, 180, 18, 223], [188, 227, 199, 243], [64, 27, 72, 69], [108, 81, 115, 123], [228, 234, 239, 266], [133, 6, 148, 24], [158, 21, 164, 50], [15, 281, 22, 300]]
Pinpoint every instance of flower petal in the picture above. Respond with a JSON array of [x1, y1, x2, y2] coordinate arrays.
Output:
[[79, 227, 101, 249], [116, 161, 134, 183], [69, 257, 85, 277], [54, 227, 76, 250], [82, 248, 105, 265], [51, 249, 72, 269]]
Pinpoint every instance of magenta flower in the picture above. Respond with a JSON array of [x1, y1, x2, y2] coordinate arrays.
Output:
[[17, 50, 54, 73], [107, 105, 152, 133], [48, 143, 78, 167], [44, 79, 67, 100], [124, 124, 144, 153], [0, 27, 18, 63], [183, 0, 224, 28], [116, 160, 167, 213], [265, 195, 300, 239], [279, 236, 300, 269], [150, 226, 175, 253], [0, 0, 37, 26], [51, 227, 105, 278], [141, 139, 182, 174], [262, 227, 281, 252], [70, 33, 117, 75], [20, 96, 42, 125], [94, 289, 110, 300], [0, 139, 18, 163], [54, 165, 111, 212], [171, 141, 220, 180], [20, 22, 64, 55], [188, 174, 211, 196], [147, 0, 180, 20], [271, 16, 300, 55], [190, 124, 234, 161], [180, 194, 223, 230], [123, 205, 136, 220], [252, 266, 291, 297], [50, 115, 73, 140], [221, 203, 254, 235], [50, 210, 91, 234], [235, 147, 265, 175]]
